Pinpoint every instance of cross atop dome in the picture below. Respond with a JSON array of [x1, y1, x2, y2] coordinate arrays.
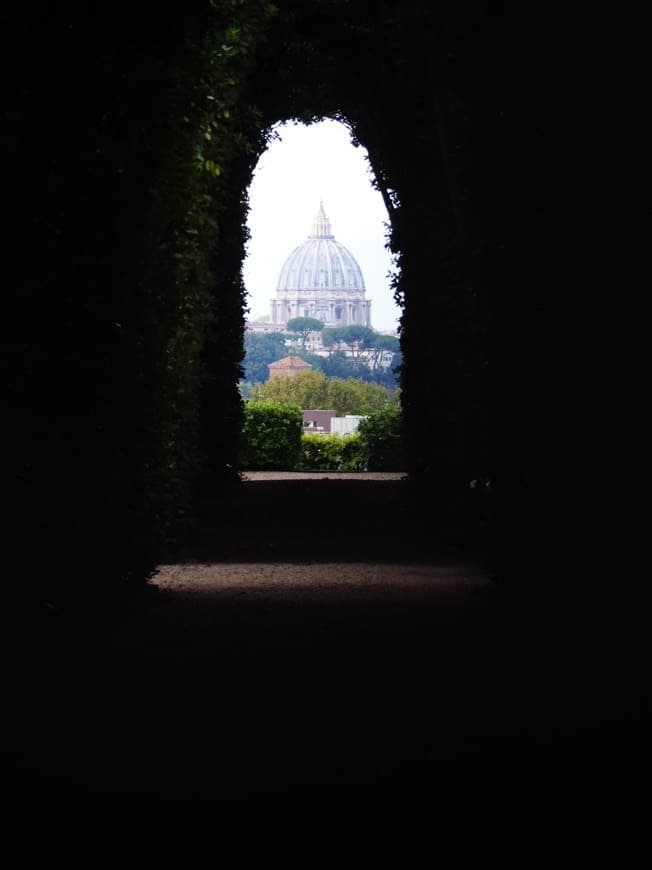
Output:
[[309, 200, 334, 239]]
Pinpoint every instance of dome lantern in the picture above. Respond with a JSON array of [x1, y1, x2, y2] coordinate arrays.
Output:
[[309, 200, 334, 239]]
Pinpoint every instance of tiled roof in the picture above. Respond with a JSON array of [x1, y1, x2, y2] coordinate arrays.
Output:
[[268, 356, 312, 369]]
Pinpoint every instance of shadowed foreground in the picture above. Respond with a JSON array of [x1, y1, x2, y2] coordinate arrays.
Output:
[[4, 478, 648, 864]]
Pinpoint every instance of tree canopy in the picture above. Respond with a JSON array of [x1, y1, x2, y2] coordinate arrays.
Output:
[[242, 331, 289, 384], [286, 317, 325, 349], [249, 369, 399, 416], [322, 325, 376, 357]]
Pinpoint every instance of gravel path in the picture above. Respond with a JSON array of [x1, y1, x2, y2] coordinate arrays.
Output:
[[155, 559, 489, 600]]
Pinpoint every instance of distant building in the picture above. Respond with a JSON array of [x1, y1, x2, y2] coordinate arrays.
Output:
[[271, 202, 372, 328], [302, 409, 336, 433], [245, 320, 287, 335], [267, 355, 312, 381], [330, 415, 366, 436], [302, 410, 367, 436]]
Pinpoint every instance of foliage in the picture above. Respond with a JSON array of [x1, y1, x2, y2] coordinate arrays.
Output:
[[321, 325, 376, 357], [297, 433, 366, 471], [241, 331, 289, 384], [186, 2, 281, 497], [249, 370, 398, 416], [245, 341, 401, 389], [315, 346, 402, 388], [312, 350, 357, 378], [365, 334, 401, 372], [239, 400, 303, 470], [286, 317, 324, 349], [240, 404, 404, 473], [357, 406, 407, 472], [316, 327, 402, 386], [5, 0, 279, 603]]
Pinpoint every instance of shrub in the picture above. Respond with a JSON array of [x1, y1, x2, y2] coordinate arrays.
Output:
[[357, 406, 407, 471], [239, 400, 303, 470], [298, 433, 366, 471]]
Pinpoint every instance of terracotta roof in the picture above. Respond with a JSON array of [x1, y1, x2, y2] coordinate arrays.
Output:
[[268, 356, 312, 370]]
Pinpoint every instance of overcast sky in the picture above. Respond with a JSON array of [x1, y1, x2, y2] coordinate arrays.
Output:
[[242, 118, 401, 333]]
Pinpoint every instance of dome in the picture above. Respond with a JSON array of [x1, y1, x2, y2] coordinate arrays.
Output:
[[276, 202, 366, 292], [271, 202, 372, 328]]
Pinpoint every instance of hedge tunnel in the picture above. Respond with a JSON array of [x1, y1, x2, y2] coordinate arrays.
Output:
[[4, 1, 646, 610]]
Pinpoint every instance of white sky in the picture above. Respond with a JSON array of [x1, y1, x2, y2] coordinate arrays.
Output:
[[242, 118, 401, 333]]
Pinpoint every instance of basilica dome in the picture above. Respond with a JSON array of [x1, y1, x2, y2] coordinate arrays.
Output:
[[271, 202, 371, 327], [276, 202, 366, 292]]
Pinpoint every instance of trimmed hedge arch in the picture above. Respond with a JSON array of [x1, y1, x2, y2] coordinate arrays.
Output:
[[5, 1, 645, 605]]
